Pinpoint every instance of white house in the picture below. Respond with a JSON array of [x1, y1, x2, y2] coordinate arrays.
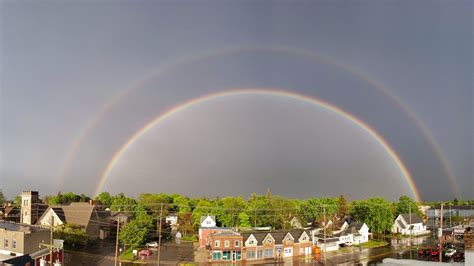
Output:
[[311, 233, 339, 252], [334, 222, 370, 245], [166, 213, 179, 231], [200, 215, 216, 228], [392, 213, 428, 236]]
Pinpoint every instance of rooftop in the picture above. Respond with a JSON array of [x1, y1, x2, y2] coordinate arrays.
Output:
[[0, 221, 48, 233]]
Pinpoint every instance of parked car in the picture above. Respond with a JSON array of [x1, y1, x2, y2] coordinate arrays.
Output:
[[430, 249, 440, 256], [146, 241, 158, 248], [138, 249, 153, 256], [444, 249, 456, 257]]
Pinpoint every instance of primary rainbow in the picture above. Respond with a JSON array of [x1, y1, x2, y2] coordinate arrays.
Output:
[[94, 88, 422, 201], [57, 46, 459, 198]]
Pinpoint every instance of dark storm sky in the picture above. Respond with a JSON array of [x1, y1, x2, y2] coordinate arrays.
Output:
[[1, 0, 472, 200]]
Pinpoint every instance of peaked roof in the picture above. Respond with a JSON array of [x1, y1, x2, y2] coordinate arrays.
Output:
[[200, 215, 216, 223], [400, 213, 423, 224], [242, 229, 312, 245], [43, 202, 101, 228]]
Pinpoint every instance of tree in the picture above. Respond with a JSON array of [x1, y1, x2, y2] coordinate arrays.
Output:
[[13, 196, 21, 207], [191, 198, 215, 229], [95, 192, 113, 207], [246, 193, 272, 227], [337, 195, 349, 219], [300, 197, 338, 225], [110, 193, 136, 212], [54, 224, 88, 247], [351, 198, 393, 237], [119, 220, 148, 248], [394, 196, 422, 218], [215, 197, 246, 227], [0, 190, 5, 205], [238, 212, 251, 228]]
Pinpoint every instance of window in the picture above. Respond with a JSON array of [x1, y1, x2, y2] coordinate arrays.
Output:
[[247, 250, 256, 259], [212, 251, 222, 260], [234, 240, 240, 247], [249, 239, 255, 245], [4, 239, 8, 248], [266, 238, 272, 244], [235, 251, 241, 260], [224, 240, 229, 248], [12, 239, 16, 249], [257, 249, 263, 258], [264, 248, 273, 258], [222, 251, 231, 260], [214, 240, 220, 247]]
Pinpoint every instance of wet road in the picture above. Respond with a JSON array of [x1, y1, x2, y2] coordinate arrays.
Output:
[[64, 235, 442, 265]]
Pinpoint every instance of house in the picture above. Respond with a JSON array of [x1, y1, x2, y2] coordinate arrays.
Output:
[[312, 233, 339, 252], [208, 231, 243, 261], [110, 211, 133, 225], [0, 221, 63, 265], [198, 215, 235, 248], [207, 229, 313, 262], [240, 229, 312, 261], [20, 191, 48, 225], [426, 205, 474, 228], [166, 213, 179, 232], [464, 222, 474, 265], [37, 201, 104, 239], [334, 222, 370, 245], [392, 213, 428, 236], [1, 205, 20, 223]]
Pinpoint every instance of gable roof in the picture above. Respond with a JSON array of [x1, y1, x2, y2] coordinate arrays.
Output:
[[41, 202, 100, 228], [401, 213, 423, 224], [397, 220, 407, 229], [200, 215, 216, 224]]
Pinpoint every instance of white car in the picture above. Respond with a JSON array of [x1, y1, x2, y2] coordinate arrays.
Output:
[[146, 241, 158, 248], [444, 249, 456, 257]]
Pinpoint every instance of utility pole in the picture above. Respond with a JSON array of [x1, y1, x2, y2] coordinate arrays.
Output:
[[409, 205, 412, 238], [322, 204, 327, 265], [50, 215, 54, 265], [439, 203, 444, 262], [157, 203, 163, 266], [114, 219, 120, 266]]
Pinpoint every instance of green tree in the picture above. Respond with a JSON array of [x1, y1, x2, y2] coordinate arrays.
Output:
[[300, 197, 338, 224], [0, 190, 5, 205], [110, 193, 136, 212], [351, 198, 393, 237], [215, 197, 246, 227], [395, 196, 422, 218], [13, 196, 21, 207], [246, 193, 272, 227], [54, 224, 88, 247], [191, 198, 215, 229], [95, 192, 113, 207], [337, 195, 349, 219], [238, 212, 251, 228], [119, 220, 148, 248]]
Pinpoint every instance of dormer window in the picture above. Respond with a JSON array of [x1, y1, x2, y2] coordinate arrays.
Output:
[[267, 239, 272, 244]]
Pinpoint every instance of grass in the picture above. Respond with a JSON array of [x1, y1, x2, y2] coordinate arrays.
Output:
[[181, 235, 198, 242], [353, 239, 388, 248], [119, 248, 135, 261]]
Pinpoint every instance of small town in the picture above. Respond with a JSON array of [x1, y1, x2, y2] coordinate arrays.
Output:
[[1, 0, 472, 265], [0, 190, 473, 265]]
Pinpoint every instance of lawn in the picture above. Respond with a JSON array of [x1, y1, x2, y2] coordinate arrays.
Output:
[[353, 239, 387, 248], [119, 248, 135, 261], [180, 235, 198, 242]]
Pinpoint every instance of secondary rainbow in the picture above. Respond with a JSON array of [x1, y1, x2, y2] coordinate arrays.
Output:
[[94, 88, 422, 201], [57, 46, 458, 198]]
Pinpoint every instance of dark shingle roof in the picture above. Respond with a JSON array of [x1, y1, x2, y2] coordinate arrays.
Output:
[[397, 220, 407, 229], [401, 213, 423, 224]]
